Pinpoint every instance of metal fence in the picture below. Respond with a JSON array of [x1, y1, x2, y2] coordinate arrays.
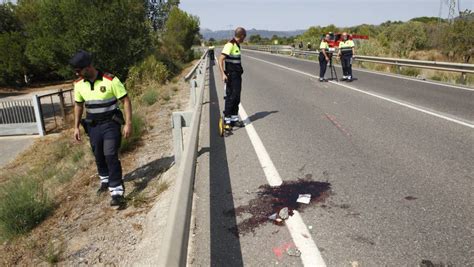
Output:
[[0, 98, 39, 135], [0, 88, 74, 136], [244, 45, 474, 84], [37, 88, 74, 133], [158, 50, 209, 266]]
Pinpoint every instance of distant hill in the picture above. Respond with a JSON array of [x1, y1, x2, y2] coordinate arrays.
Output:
[[201, 28, 306, 40]]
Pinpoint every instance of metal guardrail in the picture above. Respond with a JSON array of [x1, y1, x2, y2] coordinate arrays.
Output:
[[244, 45, 474, 84], [158, 50, 209, 267]]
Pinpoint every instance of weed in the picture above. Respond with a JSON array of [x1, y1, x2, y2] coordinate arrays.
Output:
[[120, 114, 145, 152], [161, 92, 171, 102], [156, 180, 169, 196], [71, 149, 85, 163], [38, 239, 64, 265]]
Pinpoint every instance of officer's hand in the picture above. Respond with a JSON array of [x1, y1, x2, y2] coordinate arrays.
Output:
[[123, 123, 132, 139], [222, 74, 228, 83], [74, 127, 81, 142], [325, 57, 329, 61]]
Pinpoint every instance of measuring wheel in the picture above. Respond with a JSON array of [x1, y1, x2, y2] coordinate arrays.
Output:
[[218, 115, 225, 137]]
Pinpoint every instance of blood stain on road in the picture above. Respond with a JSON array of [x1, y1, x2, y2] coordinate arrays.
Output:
[[224, 176, 331, 236]]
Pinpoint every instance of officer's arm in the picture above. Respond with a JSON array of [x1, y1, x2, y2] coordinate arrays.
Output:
[[121, 96, 132, 126], [321, 45, 328, 58], [74, 102, 84, 129], [218, 54, 226, 79]]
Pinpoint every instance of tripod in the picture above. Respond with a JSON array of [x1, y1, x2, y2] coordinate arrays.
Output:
[[328, 54, 338, 81]]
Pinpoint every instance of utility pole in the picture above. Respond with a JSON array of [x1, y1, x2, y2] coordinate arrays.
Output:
[[439, 0, 461, 24]]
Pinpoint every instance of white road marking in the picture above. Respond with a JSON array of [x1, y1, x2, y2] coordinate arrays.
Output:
[[243, 49, 474, 92], [238, 104, 327, 267], [245, 55, 474, 129], [238, 105, 282, 187]]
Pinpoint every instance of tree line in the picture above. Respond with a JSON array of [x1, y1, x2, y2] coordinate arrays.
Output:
[[245, 12, 473, 63], [0, 0, 201, 87]]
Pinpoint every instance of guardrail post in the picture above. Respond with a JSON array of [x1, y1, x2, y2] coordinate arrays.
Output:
[[190, 79, 197, 106], [460, 72, 467, 85], [32, 95, 45, 136], [172, 111, 193, 165]]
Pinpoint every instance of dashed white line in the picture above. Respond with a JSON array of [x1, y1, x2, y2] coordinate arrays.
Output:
[[245, 55, 474, 129], [238, 104, 327, 267]]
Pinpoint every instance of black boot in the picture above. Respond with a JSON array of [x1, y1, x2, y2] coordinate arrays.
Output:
[[97, 182, 108, 195], [233, 121, 245, 127], [110, 195, 126, 207]]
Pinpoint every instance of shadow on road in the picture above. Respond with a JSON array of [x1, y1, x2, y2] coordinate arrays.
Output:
[[247, 110, 278, 123], [208, 66, 244, 266]]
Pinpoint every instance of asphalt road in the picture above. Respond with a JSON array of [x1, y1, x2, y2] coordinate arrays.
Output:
[[0, 135, 37, 168], [190, 50, 473, 266]]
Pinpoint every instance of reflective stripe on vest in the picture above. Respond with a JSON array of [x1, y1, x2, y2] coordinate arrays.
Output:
[[339, 40, 354, 54], [84, 97, 118, 114]]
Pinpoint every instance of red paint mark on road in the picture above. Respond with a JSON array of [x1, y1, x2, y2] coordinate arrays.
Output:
[[272, 242, 295, 260], [324, 113, 351, 137]]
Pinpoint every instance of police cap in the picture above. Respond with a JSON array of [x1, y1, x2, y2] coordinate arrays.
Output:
[[69, 50, 92, 69]]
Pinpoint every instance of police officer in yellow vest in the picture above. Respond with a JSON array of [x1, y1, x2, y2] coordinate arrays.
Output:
[[218, 27, 246, 130], [319, 34, 331, 82], [209, 44, 215, 61], [338, 32, 355, 82], [70, 50, 132, 207]]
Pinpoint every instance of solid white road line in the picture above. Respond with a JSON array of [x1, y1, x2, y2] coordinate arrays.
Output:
[[238, 105, 282, 187], [245, 55, 474, 129], [238, 104, 327, 267], [243, 49, 474, 92]]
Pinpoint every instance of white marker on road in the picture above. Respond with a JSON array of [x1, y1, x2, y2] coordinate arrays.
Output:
[[239, 104, 327, 267], [246, 55, 474, 129]]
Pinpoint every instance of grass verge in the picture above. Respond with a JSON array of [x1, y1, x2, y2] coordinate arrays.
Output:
[[0, 177, 53, 240]]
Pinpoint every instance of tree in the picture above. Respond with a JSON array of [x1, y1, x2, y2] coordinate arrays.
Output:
[[440, 10, 474, 62], [381, 21, 428, 57], [0, 3, 21, 33], [248, 34, 262, 44], [18, 0, 151, 80], [0, 3, 28, 86], [0, 32, 28, 86], [148, 0, 180, 31], [161, 7, 200, 62]]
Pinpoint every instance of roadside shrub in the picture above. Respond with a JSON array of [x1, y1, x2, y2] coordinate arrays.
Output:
[[0, 177, 53, 239], [126, 55, 169, 96], [142, 89, 158, 106], [399, 67, 421, 77]]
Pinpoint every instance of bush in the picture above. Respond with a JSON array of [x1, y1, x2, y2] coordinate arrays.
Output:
[[142, 89, 159, 106], [126, 55, 169, 96], [399, 67, 421, 77], [0, 177, 53, 239], [120, 114, 145, 152]]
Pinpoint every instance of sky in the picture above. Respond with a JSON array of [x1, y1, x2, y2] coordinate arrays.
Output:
[[179, 0, 474, 31]]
